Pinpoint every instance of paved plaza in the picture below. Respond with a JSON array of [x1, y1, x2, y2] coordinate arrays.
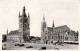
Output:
[[2, 42, 78, 50]]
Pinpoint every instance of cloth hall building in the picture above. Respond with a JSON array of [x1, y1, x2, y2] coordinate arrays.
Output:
[[7, 6, 30, 42]]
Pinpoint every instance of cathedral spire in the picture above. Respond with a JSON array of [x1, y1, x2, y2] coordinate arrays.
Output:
[[43, 13, 45, 22], [42, 14, 47, 28], [52, 19, 55, 27], [23, 6, 25, 12], [28, 13, 30, 17]]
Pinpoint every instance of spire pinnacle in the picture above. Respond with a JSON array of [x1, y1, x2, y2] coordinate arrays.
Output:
[[43, 13, 45, 22], [19, 11, 20, 17], [52, 19, 55, 27], [22, 6, 27, 17], [28, 13, 30, 17], [7, 28, 8, 35], [23, 6, 25, 12]]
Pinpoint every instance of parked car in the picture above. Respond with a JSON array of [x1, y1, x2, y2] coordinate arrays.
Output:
[[26, 46, 33, 48], [39, 47, 46, 50], [19, 44, 25, 47], [15, 44, 20, 46]]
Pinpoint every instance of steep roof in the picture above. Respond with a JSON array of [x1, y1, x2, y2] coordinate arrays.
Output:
[[47, 25, 70, 31], [47, 27, 53, 31], [9, 30, 19, 35]]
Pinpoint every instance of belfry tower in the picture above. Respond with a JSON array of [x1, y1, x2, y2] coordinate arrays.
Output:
[[19, 6, 30, 42]]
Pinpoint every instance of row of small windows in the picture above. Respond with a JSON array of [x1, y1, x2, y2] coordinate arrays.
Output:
[[52, 36, 69, 40], [48, 36, 64, 40], [53, 29, 69, 33], [7, 36, 19, 38], [47, 30, 69, 35], [44, 35, 78, 41]]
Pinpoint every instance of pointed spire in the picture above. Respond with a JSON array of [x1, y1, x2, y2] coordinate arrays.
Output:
[[7, 29, 8, 35], [52, 19, 55, 27], [43, 13, 45, 22], [42, 13, 47, 28], [22, 6, 27, 17], [23, 6, 25, 12], [28, 13, 30, 17], [23, 6, 26, 14], [19, 11, 21, 17], [28, 12, 30, 25], [77, 31, 79, 36], [77, 31, 79, 34]]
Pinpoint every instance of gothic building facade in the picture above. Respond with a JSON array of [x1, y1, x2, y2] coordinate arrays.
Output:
[[18, 6, 30, 42], [41, 16, 78, 44], [7, 6, 30, 42]]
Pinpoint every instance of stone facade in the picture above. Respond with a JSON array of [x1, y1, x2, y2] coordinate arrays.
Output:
[[19, 6, 30, 42], [41, 17, 78, 44], [7, 30, 20, 42]]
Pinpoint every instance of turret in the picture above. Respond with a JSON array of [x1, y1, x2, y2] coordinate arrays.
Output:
[[28, 13, 30, 23], [7, 29, 8, 35], [22, 6, 27, 17], [28, 13, 30, 28], [19, 12, 21, 17], [43, 15, 46, 28], [52, 19, 55, 27], [41, 14, 47, 32]]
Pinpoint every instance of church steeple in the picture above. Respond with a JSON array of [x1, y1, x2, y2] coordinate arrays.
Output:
[[23, 6, 25, 12], [28, 13, 30, 28], [43, 14, 46, 22], [42, 14, 46, 28], [52, 19, 55, 27], [41, 14, 47, 41], [28, 13, 30, 17]]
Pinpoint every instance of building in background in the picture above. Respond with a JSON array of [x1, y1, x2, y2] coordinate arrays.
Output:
[[41, 16, 79, 44], [7, 30, 20, 42]]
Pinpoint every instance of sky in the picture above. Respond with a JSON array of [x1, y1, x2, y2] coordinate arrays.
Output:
[[0, 0, 80, 37]]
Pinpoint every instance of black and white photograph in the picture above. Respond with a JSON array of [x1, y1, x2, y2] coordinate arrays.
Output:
[[0, 0, 79, 50]]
